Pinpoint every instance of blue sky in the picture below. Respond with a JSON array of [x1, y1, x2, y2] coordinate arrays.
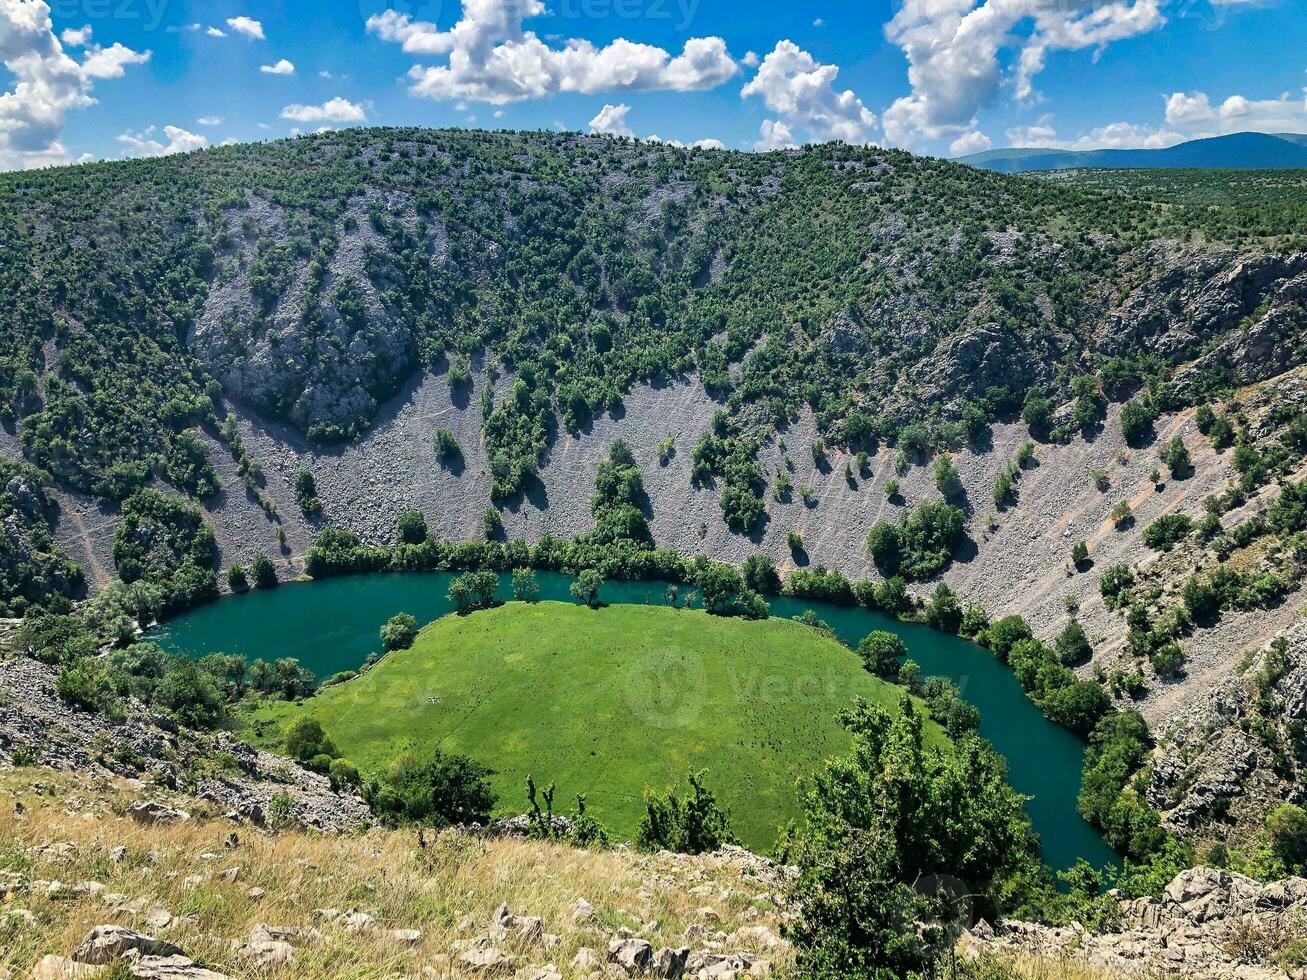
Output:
[[0, 0, 1303, 169]]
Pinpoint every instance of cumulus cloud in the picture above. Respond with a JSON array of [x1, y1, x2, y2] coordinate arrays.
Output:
[[197, 115, 222, 126], [367, 1, 737, 105], [692, 137, 725, 150], [59, 24, 89, 46], [949, 130, 991, 156], [260, 58, 295, 75], [280, 97, 367, 123], [882, 0, 1165, 147], [588, 102, 632, 137], [118, 124, 208, 158], [1003, 119, 1184, 150], [0, 0, 151, 170], [206, 26, 226, 38], [226, 16, 264, 40], [741, 40, 876, 145], [1164, 88, 1307, 134], [755, 118, 797, 150]]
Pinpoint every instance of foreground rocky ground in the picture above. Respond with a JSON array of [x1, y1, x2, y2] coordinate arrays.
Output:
[[2, 766, 1305, 979]]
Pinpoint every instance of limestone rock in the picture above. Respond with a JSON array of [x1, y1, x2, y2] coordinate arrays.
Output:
[[72, 925, 183, 965]]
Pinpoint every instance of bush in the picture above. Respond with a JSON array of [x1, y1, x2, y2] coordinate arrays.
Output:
[[1120, 400, 1157, 445], [1071, 540, 1089, 568], [433, 428, 461, 461], [286, 717, 337, 763], [1150, 641, 1184, 677], [1111, 501, 1133, 527], [933, 455, 963, 498], [398, 510, 429, 545], [227, 564, 248, 590], [329, 758, 361, 791], [983, 615, 1033, 662], [447, 570, 499, 613], [365, 749, 497, 827], [1165, 436, 1191, 478], [636, 771, 738, 854], [742, 554, 782, 595], [380, 612, 418, 651], [925, 583, 962, 634], [250, 553, 277, 588], [570, 569, 605, 607], [1266, 804, 1307, 872], [857, 630, 906, 677], [1142, 514, 1194, 551], [511, 567, 539, 602], [1055, 619, 1092, 665], [1099, 564, 1135, 606]]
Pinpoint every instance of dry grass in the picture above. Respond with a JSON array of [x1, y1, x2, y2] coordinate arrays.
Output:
[[0, 768, 1127, 980], [0, 769, 793, 978]]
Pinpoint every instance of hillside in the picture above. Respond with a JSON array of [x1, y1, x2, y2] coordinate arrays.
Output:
[[240, 602, 934, 849], [0, 127, 1305, 855], [959, 132, 1307, 172]]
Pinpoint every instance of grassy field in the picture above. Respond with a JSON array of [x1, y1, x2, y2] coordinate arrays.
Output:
[[242, 602, 936, 848]]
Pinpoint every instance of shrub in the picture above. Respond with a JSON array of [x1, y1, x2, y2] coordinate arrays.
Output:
[[1266, 804, 1307, 872], [329, 758, 361, 791], [1165, 436, 1191, 478], [286, 717, 337, 763], [1022, 388, 1053, 430], [924, 582, 962, 634], [1099, 564, 1135, 606], [1120, 400, 1157, 445], [1150, 641, 1184, 677], [983, 615, 1033, 662], [227, 564, 248, 590], [1142, 514, 1194, 551], [1111, 500, 1134, 527], [511, 567, 539, 602], [787, 530, 803, 553], [742, 554, 781, 595], [1071, 540, 1089, 568], [857, 630, 906, 677], [570, 569, 605, 607], [636, 771, 738, 854], [250, 553, 277, 588], [884, 477, 900, 500], [1055, 619, 1092, 665], [447, 570, 499, 613], [933, 455, 963, 499], [397, 510, 429, 545], [433, 428, 461, 461], [365, 749, 496, 827], [380, 612, 418, 651]]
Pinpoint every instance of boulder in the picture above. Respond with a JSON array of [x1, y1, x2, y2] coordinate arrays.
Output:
[[28, 956, 98, 979], [458, 947, 515, 975], [607, 938, 652, 975], [127, 802, 190, 827], [72, 925, 183, 965], [571, 948, 599, 971], [651, 945, 689, 978], [122, 954, 233, 979]]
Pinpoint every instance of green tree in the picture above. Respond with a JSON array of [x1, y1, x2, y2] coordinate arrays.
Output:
[[1165, 436, 1191, 478], [381, 612, 418, 651], [636, 771, 738, 855], [250, 553, 277, 588], [511, 567, 539, 602], [1022, 388, 1053, 430], [1120, 400, 1156, 445], [933, 455, 964, 499], [924, 582, 962, 634], [397, 509, 429, 545], [570, 569, 605, 607], [1266, 804, 1307, 872], [1055, 619, 1092, 665], [447, 570, 499, 613], [856, 630, 906, 677], [227, 564, 248, 591], [286, 717, 336, 763], [364, 749, 496, 827]]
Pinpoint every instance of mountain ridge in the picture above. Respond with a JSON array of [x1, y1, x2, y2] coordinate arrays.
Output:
[[960, 131, 1307, 172]]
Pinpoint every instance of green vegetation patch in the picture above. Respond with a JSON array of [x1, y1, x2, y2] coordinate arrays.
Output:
[[242, 601, 934, 848]]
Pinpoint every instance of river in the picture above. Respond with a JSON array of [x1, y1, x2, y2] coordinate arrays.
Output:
[[149, 570, 1119, 873]]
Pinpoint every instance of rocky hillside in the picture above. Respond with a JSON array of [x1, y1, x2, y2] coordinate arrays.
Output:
[[1, 129, 1306, 851], [1, 765, 1304, 979]]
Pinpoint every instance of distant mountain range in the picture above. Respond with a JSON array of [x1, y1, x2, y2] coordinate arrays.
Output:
[[958, 131, 1307, 172]]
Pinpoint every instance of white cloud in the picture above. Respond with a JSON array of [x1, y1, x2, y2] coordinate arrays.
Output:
[[812, 17, 823, 27], [197, 115, 222, 126], [206, 26, 225, 38], [260, 58, 295, 75], [367, 2, 738, 105], [118, 124, 208, 158], [740, 50, 759, 68], [949, 129, 991, 156], [588, 102, 632, 137], [692, 137, 725, 150], [0, 0, 151, 170], [882, 0, 1165, 147], [1164, 88, 1307, 135], [1003, 120, 1184, 151], [225, 16, 265, 40], [755, 118, 797, 150], [280, 97, 367, 123], [59, 24, 89, 46], [318, 69, 333, 79], [741, 40, 877, 145]]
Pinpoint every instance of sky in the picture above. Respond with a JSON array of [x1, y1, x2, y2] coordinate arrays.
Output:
[[0, 0, 1304, 170]]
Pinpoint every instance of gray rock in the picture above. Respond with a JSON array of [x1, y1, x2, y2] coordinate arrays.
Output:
[[608, 938, 653, 975], [72, 925, 184, 965]]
